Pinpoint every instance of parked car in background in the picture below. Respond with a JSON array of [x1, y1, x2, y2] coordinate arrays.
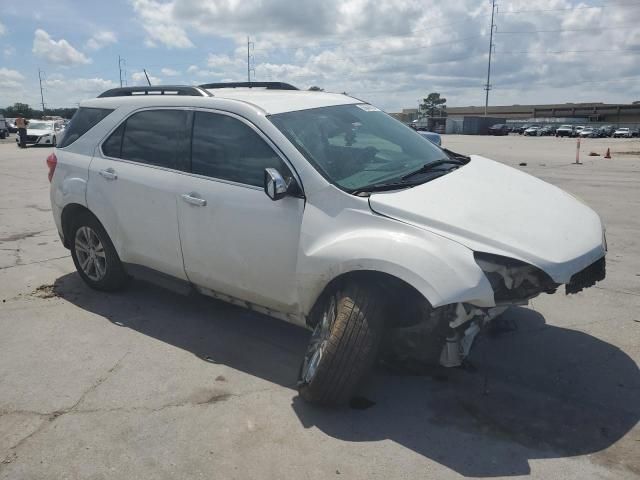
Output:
[[539, 125, 556, 136], [48, 82, 607, 406], [523, 125, 541, 136], [598, 125, 615, 137], [14, 119, 65, 147], [6, 118, 18, 133], [579, 127, 598, 138], [613, 127, 632, 138], [514, 124, 530, 135], [555, 125, 575, 137], [0, 116, 8, 139], [417, 130, 442, 146], [574, 126, 585, 136], [488, 124, 509, 136]]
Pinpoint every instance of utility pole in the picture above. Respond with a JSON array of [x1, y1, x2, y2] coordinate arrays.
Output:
[[118, 55, 124, 87], [247, 36, 251, 82], [143, 69, 152, 86], [38, 68, 46, 116], [484, 0, 497, 116]]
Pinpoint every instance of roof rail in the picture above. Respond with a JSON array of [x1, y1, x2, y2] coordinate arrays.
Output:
[[199, 81, 298, 91], [97, 86, 211, 98]]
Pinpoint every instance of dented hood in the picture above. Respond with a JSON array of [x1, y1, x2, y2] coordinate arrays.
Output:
[[368, 155, 605, 283]]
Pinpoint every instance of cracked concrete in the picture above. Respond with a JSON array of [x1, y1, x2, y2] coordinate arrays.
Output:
[[0, 140, 638, 479]]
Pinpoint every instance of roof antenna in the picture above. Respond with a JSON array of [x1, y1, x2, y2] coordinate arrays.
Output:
[[143, 69, 152, 86]]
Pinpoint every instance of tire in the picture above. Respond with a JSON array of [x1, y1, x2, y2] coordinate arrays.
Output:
[[52, 136, 57, 147], [298, 281, 385, 406], [69, 212, 128, 291]]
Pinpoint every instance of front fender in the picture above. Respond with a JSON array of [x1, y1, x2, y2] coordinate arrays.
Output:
[[296, 204, 495, 316]]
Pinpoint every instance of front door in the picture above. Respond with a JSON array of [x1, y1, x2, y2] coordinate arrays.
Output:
[[176, 111, 304, 313]]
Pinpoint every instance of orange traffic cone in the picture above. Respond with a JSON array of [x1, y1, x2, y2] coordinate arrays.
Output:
[[605, 148, 611, 159]]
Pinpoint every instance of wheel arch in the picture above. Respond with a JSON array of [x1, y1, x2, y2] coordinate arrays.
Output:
[[303, 267, 439, 329], [61, 203, 105, 249]]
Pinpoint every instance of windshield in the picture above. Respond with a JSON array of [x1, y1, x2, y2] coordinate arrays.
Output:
[[28, 122, 52, 130], [269, 104, 449, 191], [560, 125, 572, 129]]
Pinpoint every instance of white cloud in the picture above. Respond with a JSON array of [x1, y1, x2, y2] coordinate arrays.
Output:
[[161, 67, 180, 76], [0, 21, 6, 36], [32, 29, 91, 65], [85, 31, 117, 51], [131, 0, 194, 48], [3, 45, 15, 57], [44, 77, 118, 95], [131, 71, 161, 85], [131, 0, 640, 110], [0, 68, 25, 90]]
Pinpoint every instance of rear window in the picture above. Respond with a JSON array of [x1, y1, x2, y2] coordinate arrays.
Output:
[[58, 107, 113, 148]]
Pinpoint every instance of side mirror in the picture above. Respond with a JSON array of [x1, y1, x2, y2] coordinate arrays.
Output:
[[264, 168, 289, 201]]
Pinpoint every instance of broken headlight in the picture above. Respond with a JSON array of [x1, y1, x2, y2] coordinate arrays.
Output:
[[474, 252, 559, 303]]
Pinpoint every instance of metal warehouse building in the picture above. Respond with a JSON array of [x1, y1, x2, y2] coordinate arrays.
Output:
[[449, 102, 640, 124], [392, 102, 640, 125]]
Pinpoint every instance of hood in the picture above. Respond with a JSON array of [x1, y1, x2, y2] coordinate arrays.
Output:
[[368, 155, 605, 283], [27, 128, 53, 135]]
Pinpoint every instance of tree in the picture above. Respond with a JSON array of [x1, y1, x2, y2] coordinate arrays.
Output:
[[419, 93, 447, 118], [3, 103, 36, 119]]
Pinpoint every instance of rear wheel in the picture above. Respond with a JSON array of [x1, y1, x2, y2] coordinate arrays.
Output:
[[70, 212, 127, 291], [298, 281, 385, 406]]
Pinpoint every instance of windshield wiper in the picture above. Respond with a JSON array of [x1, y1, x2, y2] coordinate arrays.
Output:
[[350, 173, 451, 196], [401, 158, 465, 181]]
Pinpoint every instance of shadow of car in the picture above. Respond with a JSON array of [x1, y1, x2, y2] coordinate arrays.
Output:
[[50, 272, 640, 477]]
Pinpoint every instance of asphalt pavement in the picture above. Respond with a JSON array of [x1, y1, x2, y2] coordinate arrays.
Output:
[[0, 136, 638, 479]]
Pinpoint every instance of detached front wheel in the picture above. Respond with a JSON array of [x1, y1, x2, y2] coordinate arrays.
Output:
[[298, 281, 385, 406]]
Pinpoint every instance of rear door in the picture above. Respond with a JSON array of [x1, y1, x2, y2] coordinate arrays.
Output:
[[175, 110, 305, 312], [87, 108, 191, 280]]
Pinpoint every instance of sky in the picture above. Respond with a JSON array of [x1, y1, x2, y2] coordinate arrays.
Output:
[[0, 0, 639, 112]]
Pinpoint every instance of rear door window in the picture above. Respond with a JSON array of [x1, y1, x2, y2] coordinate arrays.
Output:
[[103, 109, 191, 172], [58, 107, 114, 148], [191, 111, 288, 187]]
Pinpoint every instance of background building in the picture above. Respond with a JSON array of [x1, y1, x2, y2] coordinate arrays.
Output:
[[391, 102, 640, 125]]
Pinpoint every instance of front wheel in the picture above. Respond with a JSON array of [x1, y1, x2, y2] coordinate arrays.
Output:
[[70, 212, 128, 291], [298, 281, 385, 406]]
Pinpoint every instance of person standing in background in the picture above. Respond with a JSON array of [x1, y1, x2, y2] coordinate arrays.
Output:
[[15, 115, 28, 148]]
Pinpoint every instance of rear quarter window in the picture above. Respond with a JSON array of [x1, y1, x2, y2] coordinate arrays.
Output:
[[58, 107, 114, 148]]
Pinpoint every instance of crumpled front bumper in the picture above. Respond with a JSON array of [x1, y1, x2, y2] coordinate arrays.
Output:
[[565, 256, 606, 295]]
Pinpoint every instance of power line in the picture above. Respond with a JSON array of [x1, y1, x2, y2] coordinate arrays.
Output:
[[502, 0, 640, 14], [497, 48, 640, 55], [496, 24, 639, 34]]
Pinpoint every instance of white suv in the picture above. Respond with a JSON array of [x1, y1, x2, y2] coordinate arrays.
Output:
[[48, 83, 607, 406]]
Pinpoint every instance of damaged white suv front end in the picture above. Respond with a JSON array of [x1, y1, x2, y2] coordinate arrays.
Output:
[[369, 156, 607, 366], [366, 154, 606, 367], [270, 103, 606, 398]]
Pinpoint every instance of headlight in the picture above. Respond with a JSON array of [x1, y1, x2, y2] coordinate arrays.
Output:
[[474, 252, 558, 303]]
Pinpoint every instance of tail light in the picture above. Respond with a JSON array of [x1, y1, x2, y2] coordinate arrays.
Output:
[[46, 152, 57, 182]]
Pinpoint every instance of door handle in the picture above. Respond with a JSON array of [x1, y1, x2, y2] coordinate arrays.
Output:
[[99, 168, 117, 180], [181, 193, 207, 207]]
